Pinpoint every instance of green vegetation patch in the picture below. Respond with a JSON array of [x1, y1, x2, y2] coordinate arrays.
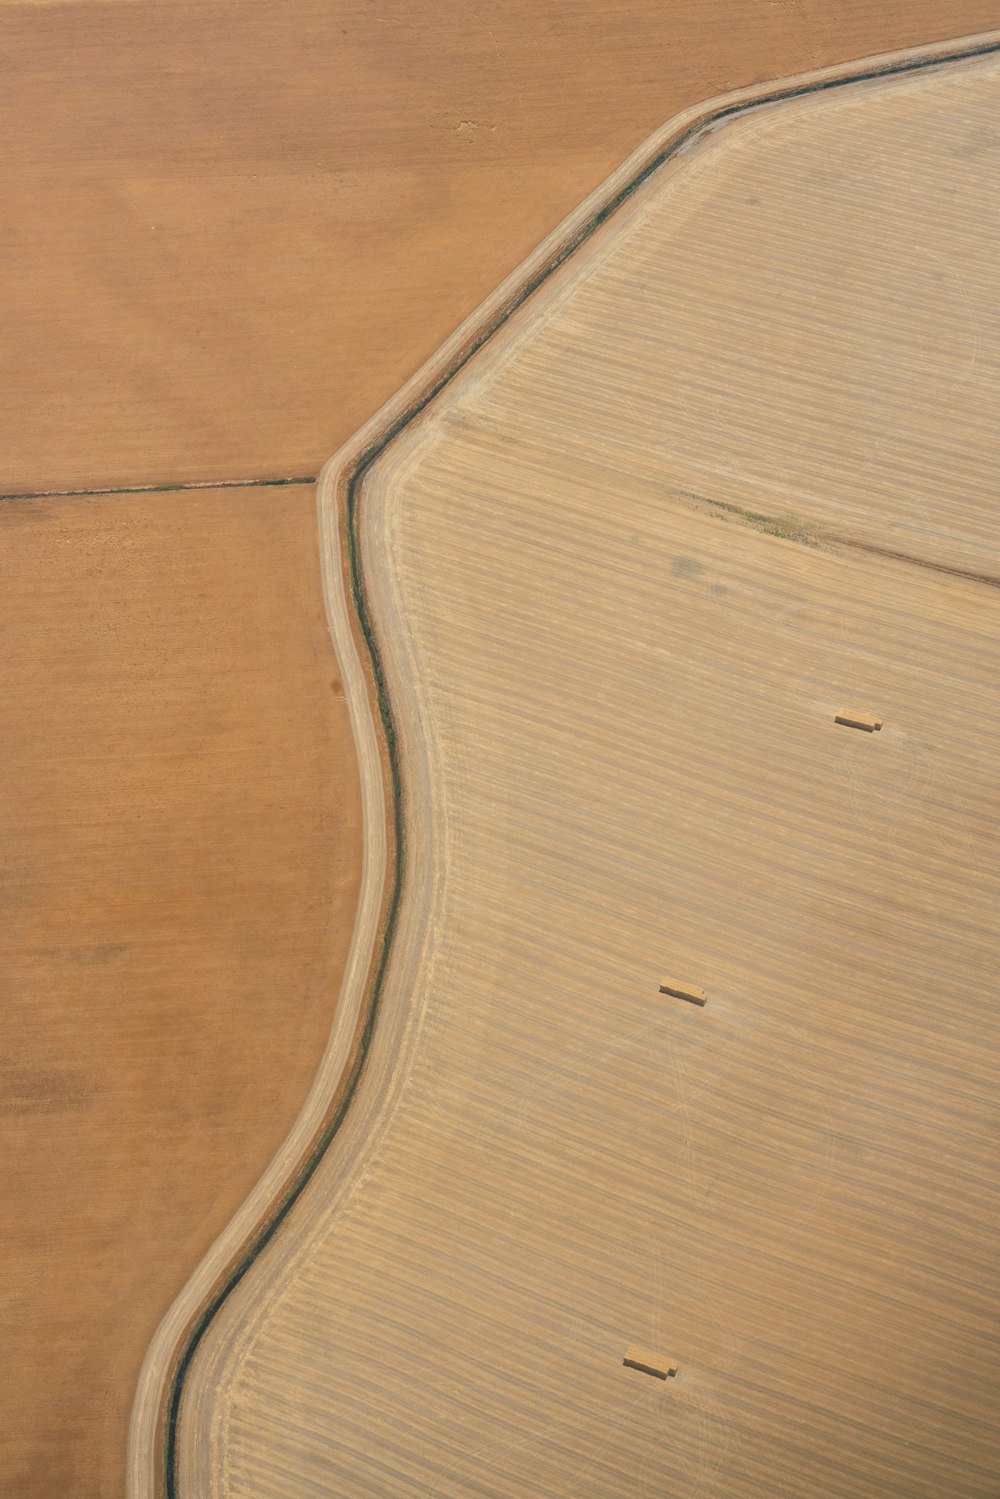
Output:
[[678, 489, 820, 547]]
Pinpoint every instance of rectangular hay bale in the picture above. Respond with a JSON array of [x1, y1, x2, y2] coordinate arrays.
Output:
[[658, 976, 707, 1006], [623, 1346, 678, 1380], [835, 711, 883, 732]]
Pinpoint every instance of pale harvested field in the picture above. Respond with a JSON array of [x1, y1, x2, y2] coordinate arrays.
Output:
[[165, 42, 1000, 1499]]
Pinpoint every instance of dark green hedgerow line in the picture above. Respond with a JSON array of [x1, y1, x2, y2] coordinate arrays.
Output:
[[160, 450, 407, 1490], [0, 476, 316, 502], [162, 32, 1000, 1499]]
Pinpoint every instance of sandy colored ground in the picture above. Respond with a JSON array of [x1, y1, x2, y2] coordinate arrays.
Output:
[[3, 0, 1000, 494], [0, 486, 361, 1498], [175, 48, 1000, 1498], [4, 6, 1000, 1499]]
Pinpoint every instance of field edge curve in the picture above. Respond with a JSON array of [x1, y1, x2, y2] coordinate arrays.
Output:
[[126, 26, 1000, 1499]]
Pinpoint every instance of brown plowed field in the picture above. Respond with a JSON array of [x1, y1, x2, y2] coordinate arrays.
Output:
[[0, 486, 360, 1497]]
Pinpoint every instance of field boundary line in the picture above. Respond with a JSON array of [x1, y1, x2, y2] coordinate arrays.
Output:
[[0, 476, 317, 502]]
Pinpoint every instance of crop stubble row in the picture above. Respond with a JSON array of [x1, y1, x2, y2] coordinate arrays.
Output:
[[172, 48, 1000, 1499]]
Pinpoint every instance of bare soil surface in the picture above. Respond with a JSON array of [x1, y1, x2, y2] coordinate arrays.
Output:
[[2, 0, 999, 493], [0, 486, 361, 1498]]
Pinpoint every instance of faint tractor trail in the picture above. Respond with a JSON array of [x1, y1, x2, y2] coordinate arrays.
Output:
[[435, 1376, 656, 1498], [725, 964, 838, 1233], [837, 722, 925, 847], [666, 1040, 701, 1197], [915, 728, 987, 883], [667, 1272, 791, 1499], [921, 242, 982, 397], [472, 1005, 665, 1157], [831, 593, 987, 889], [554, 1384, 660, 1499], [682, 1378, 736, 1497]]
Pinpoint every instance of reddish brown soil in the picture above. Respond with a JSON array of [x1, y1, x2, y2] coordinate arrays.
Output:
[[0, 487, 361, 1497], [2, 0, 998, 493]]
